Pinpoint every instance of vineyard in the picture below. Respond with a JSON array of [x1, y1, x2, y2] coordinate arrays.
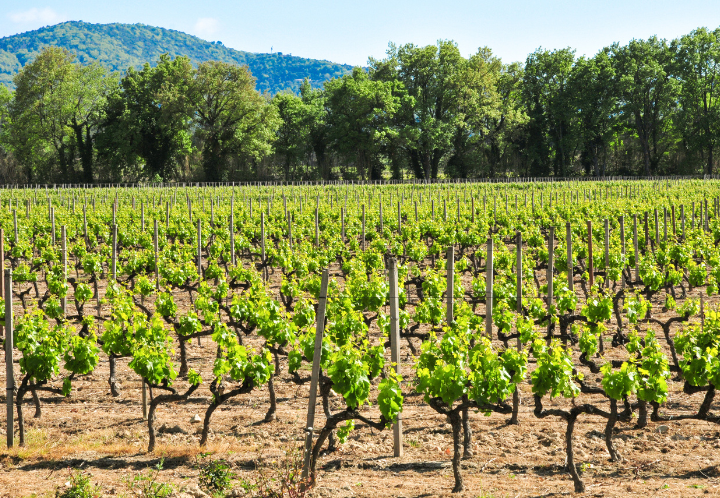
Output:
[[1, 179, 720, 497]]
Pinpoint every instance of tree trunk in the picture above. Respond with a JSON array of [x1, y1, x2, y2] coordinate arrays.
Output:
[[109, 355, 120, 397], [510, 388, 520, 425], [565, 413, 585, 493], [200, 384, 252, 446], [448, 410, 464, 492], [147, 383, 199, 452], [264, 376, 277, 422], [604, 399, 621, 461], [178, 337, 189, 378], [15, 377, 29, 447], [461, 406, 473, 459]]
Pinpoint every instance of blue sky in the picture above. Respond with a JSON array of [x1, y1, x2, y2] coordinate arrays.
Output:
[[1, 1, 720, 66]]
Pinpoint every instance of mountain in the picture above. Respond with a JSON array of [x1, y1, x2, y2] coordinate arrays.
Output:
[[0, 21, 354, 94]]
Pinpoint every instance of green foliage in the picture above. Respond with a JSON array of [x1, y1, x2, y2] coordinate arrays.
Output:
[[337, 420, 355, 444], [531, 340, 580, 399], [125, 459, 174, 498], [196, 455, 236, 495], [55, 470, 101, 498], [0, 21, 352, 93], [327, 346, 371, 410], [601, 362, 638, 400], [377, 371, 404, 423]]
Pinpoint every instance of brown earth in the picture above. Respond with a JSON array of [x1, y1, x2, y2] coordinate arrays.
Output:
[[0, 258, 718, 498]]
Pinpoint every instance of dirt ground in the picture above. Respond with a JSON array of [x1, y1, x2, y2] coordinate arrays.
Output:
[[0, 259, 719, 498]]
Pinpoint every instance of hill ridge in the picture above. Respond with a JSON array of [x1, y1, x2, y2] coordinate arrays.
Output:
[[0, 20, 353, 93]]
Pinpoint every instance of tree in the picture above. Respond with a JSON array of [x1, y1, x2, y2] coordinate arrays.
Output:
[[443, 47, 502, 178], [446, 51, 528, 178], [672, 28, 720, 175], [612, 37, 680, 175], [99, 54, 194, 181], [324, 67, 401, 180], [192, 61, 278, 182], [272, 91, 310, 181], [0, 85, 11, 147], [522, 48, 577, 177], [370, 41, 471, 180], [570, 49, 619, 176], [6, 47, 111, 182], [300, 80, 332, 180]]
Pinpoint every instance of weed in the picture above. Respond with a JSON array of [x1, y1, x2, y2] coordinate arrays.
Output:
[[251, 448, 309, 498], [55, 469, 101, 498], [196, 453, 236, 495], [125, 458, 174, 498]]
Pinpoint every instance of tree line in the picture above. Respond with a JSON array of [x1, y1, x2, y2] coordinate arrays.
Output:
[[0, 27, 719, 183]]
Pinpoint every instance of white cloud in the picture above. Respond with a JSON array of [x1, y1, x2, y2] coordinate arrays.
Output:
[[194, 17, 220, 38], [8, 7, 65, 25]]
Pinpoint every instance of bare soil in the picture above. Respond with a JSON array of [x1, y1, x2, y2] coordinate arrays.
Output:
[[0, 259, 718, 498]]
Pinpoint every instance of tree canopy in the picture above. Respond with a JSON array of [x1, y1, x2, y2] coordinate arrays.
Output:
[[2, 26, 720, 182]]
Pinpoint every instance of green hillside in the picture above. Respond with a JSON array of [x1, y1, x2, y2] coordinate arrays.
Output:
[[0, 21, 353, 93]]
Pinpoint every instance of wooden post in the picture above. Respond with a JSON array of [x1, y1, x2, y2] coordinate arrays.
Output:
[[142, 378, 148, 420], [398, 201, 402, 234], [485, 237, 493, 339], [230, 194, 236, 263], [446, 246, 454, 324], [566, 222, 573, 291], [379, 201, 384, 233], [261, 212, 267, 282], [604, 219, 610, 287], [388, 259, 403, 457], [341, 208, 345, 242], [547, 226, 554, 341], [197, 219, 202, 278], [288, 213, 293, 248], [672, 205, 676, 235], [83, 204, 88, 244], [61, 226, 67, 314], [619, 215, 626, 288], [362, 204, 366, 251], [654, 209, 659, 250], [52, 207, 56, 246], [301, 269, 330, 483], [13, 210, 17, 244], [111, 224, 117, 281], [154, 220, 159, 290], [141, 201, 145, 232], [633, 214, 639, 282], [587, 221, 594, 288], [681, 205, 685, 238], [5, 268, 13, 448], [315, 208, 319, 246]]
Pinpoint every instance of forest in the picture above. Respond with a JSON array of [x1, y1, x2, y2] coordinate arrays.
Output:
[[0, 26, 719, 183]]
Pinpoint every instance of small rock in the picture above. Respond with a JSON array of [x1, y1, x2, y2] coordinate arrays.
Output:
[[655, 425, 669, 434], [184, 484, 209, 498], [159, 424, 188, 435], [191, 414, 202, 424]]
